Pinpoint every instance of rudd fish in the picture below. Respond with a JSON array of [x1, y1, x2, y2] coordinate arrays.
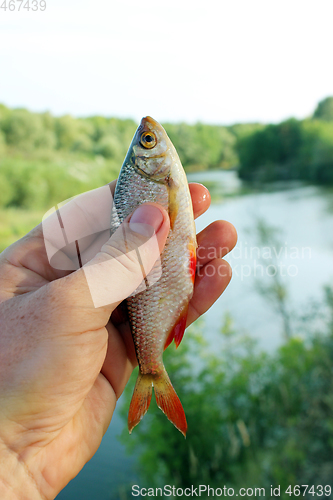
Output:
[[110, 116, 196, 436]]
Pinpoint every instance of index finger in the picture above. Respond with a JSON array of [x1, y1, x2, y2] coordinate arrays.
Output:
[[19, 180, 211, 276]]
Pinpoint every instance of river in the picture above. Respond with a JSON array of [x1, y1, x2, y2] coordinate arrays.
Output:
[[57, 172, 333, 500]]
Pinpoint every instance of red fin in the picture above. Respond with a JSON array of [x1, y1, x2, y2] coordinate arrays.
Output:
[[164, 307, 188, 350], [189, 243, 197, 284], [164, 328, 175, 351], [174, 310, 188, 348], [128, 373, 153, 434], [153, 370, 187, 437]]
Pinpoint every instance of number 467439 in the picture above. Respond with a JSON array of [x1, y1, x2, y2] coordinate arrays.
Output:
[[285, 485, 332, 496], [0, 0, 47, 11]]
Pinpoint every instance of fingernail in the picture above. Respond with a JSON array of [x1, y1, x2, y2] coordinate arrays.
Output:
[[129, 205, 164, 236]]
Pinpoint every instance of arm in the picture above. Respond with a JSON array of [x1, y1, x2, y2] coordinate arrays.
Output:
[[0, 182, 237, 499]]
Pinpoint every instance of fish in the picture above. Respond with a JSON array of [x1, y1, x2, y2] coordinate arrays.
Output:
[[110, 116, 196, 436]]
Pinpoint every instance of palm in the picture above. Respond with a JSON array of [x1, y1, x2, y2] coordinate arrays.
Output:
[[0, 182, 237, 498]]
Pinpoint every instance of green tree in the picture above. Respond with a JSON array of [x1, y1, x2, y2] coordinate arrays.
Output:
[[164, 122, 237, 171], [313, 96, 333, 121], [0, 130, 6, 156], [54, 115, 94, 153], [2, 109, 46, 152], [237, 119, 303, 182], [298, 120, 333, 183], [0, 103, 10, 130]]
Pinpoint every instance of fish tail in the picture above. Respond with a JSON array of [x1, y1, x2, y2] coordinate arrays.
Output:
[[128, 369, 187, 437], [153, 369, 187, 437], [128, 372, 153, 434]]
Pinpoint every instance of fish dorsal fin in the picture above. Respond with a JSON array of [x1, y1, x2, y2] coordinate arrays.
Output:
[[164, 306, 188, 350]]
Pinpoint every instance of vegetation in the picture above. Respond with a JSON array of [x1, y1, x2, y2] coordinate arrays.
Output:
[[164, 121, 240, 171], [238, 98, 333, 183], [120, 288, 333, 498], [0, 104, 244, 212], [119, 219, 333, 497], [1, 100, 332, 497], [313, 96, 333, 122], [0, 208, 44, 252], [0, 104, 136, 210], [1, 97, 333, 213]]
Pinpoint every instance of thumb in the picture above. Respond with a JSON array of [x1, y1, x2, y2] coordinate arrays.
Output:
[[62, 203, 170, 317]]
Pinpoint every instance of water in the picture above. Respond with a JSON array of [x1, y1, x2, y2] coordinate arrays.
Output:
[[190, 175, 333, 351], [57, 172, 333, 499], [57, 407, 138, 500]]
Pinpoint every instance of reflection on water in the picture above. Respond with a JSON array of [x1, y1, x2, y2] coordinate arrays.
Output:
[[192, 173, 333, 352], [57, 409, 138, 500], [57, 171, 333, 499], [187, 170, 243, 197], [321, 186, 333, 215]]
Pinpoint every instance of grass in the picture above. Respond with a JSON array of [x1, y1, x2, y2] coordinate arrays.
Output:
[[0, 208, 44, 252]]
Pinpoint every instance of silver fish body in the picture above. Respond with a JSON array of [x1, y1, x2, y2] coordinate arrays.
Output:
[[110, 116, 196, 436]]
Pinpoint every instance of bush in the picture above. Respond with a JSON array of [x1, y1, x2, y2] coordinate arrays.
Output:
[[121, 288, 333, 496], [0, 157, 118, 209]]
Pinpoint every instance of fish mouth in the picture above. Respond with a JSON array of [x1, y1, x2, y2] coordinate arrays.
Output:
[[140, 116, 159, 127], [139, 116, 164, 135]]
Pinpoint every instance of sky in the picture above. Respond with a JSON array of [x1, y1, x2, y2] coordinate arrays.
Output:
[[0, 0, 333, 125]]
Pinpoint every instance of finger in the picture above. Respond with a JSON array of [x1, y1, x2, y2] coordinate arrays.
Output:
[[109, 181, 210, 220], [189, 183, 211, 219], [29, 181, 116, 241], [0, 183, 119, 283], [23, 180, 205, 250], [187, 258, 232, 326], [100, 320, 137, 399], [42, 184, 115, 266], [52, 181, 208, 262], [101, 212, 231, 329], [57, 203, 170, 328], [73, 182, 210, 262], [8, 180, 208, 276], [37, 181, 208, 272], [108, 179, 117, 196], [108, 181, 209, 221], [196, 220, 238, 268], [3, 179, 211, 293]]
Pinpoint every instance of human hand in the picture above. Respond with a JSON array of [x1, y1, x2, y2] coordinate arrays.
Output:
[[0, 181, 237, 500]]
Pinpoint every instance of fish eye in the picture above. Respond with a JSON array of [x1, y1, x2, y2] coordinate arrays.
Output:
[[140, 131, 157, 149]]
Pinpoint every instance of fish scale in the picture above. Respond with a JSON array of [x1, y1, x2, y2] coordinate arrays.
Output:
[[110, 116, 196, 436]]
